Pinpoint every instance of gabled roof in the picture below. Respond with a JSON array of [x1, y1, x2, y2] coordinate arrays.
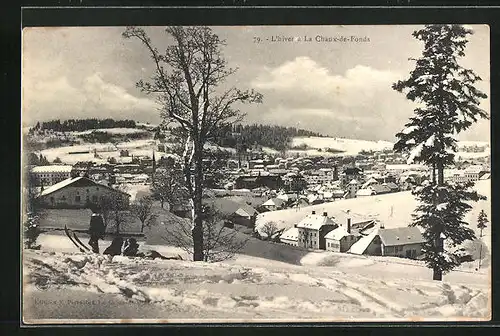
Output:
[[378, 227, 425, 246], [385, 182, 400, 190], [39, 176, 130, 197], [324, 226, 360, 240], [371, 184, 391, 194], [480, 173, 491, 180], [262, 197, 285, 207], [297, 213, 335, 230], [206, 198, 257, 217], [361, 178, 379, 189], [234, 207, 255, 218], [280, 227, 299, 241], [343, 167, 363, 175], [348, 229, 379, 254]]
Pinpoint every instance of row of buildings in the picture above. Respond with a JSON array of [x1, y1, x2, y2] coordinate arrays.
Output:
[[279, 210, 426, 259]]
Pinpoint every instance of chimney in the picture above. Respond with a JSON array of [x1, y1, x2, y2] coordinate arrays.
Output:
[[312, 210, 316, 215], [323, 212, 328, 217], [347, 217, 351, 234]]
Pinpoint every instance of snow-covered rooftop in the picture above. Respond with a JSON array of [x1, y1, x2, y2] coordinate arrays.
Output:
[[280, 227, 299, 241], [324, 226, 360, 241], [356, 188, 374, 197], [296, 213, 335, 230], [31, 165, 73, 173], [378, 227, 425, 247], [348, 229, 379, 255]]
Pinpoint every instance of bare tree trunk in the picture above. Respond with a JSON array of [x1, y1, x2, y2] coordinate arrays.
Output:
[[192, 140, 204, 262], [432, 162, 436, 185], [434, 159, 445, 281]]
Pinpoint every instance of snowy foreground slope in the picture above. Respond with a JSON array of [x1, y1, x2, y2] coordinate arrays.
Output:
[[23, 237, 490, 323]]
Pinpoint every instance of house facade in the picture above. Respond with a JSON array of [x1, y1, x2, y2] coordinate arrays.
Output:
[[352, 226, 425, 259], [340, 167, 364, 189], [30, 165, 73, 186], [230, 205, 258, 228], [325, 219, 361, 252], [296, 211, 337, 250], [37, 176, 130, 209]]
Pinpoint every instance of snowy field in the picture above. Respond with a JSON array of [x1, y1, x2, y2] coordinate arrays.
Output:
[[37, 139, 168, 165], [23, 234, 490, 322], [290, 137, 394, 155], [288, 137, 489, 158]]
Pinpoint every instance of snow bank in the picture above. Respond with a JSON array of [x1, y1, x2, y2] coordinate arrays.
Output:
[[23, 246, 490, 321]]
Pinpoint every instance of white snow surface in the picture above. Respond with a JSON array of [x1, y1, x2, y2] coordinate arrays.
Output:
[[24, 237, 490, 322]]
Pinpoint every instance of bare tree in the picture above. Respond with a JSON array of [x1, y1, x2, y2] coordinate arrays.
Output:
[[162, 205, 248, 262], [130, 195, 155, 233], [123, 26, 262, 261], [151, 166, 188, 210], [95, 190, 130, 235], [261, 221, 279, 241]]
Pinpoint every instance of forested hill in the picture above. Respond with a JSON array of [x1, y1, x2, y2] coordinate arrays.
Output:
[[211, 124, 325, 151], [33, 118, 137, 132]]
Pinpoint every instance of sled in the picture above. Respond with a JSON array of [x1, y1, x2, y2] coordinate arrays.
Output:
[[64, 225, 92, 253]]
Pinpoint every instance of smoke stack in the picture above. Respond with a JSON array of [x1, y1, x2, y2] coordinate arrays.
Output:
[[323, 212, 328, 217], [312, 210, 316, 215], [347, 217, 351, 234]]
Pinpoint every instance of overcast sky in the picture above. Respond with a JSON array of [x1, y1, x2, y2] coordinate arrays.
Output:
[[22, 25, 490, 142]]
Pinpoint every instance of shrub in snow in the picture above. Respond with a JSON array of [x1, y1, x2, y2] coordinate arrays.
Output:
[[24, 212, 42, 250]]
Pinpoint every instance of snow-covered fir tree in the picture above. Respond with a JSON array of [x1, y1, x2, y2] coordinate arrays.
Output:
[[393, 25, 488, 280], [477, 209, 488, 238], [411, 181, 486, 274]]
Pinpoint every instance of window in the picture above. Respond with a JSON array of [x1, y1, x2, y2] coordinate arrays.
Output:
[[75, 196, 81, 203]]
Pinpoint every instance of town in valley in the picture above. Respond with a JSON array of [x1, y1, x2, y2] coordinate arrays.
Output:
[[22, 24, 491, 322]]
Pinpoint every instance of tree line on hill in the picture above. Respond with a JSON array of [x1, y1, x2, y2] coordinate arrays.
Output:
[[32, 118, 137, 132], [170, 123, 325, 151]]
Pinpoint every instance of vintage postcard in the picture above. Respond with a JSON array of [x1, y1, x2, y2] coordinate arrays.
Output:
[[21, 24, 491, 323]]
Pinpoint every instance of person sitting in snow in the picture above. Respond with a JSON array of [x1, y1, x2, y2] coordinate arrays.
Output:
[[123, 237, 140, 257], [122, 237, 182, 260], [88, 207, 105, 253], [103, 236, 124, 256]]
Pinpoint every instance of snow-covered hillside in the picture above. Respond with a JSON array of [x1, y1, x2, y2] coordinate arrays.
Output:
[[288, 137, 490, 158], [290, 137, 393, 156], [23, 238, 490, 322]]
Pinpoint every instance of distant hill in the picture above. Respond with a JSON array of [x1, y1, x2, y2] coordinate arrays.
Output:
[[34, 118, 138, 132], [208, 124, 326, 151]]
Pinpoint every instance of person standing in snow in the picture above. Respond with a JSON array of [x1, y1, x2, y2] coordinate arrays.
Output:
[[88, 208, 105, 253]]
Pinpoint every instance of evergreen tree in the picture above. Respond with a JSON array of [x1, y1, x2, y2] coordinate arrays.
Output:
[[393, 25, 488, 280], [477, 209, 488, 238], [411, 181, 486, 274]]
